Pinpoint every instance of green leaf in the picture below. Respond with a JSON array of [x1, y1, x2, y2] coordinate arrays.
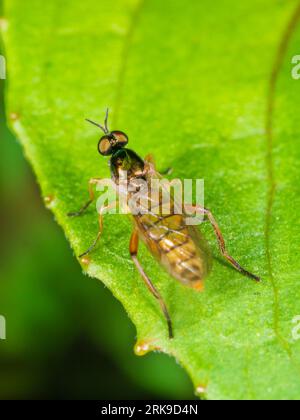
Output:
[[2, 0, 300, 400]]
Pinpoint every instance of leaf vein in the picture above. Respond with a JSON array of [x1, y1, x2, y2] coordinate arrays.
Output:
[[265, 0, 300, 367]]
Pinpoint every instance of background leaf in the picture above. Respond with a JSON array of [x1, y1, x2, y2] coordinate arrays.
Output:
[[2, 0, 300, 400]]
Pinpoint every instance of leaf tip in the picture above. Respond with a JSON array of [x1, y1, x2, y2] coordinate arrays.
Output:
[[43, 194, 56, 209], [195, 384, 208, 398], [80, 256, 91, 267], [134, 340, 161, 356]]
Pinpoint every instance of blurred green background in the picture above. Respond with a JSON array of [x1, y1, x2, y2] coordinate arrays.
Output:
[[0, 13, 194, 401]]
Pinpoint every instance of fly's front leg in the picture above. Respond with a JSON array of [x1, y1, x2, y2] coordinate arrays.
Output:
[[144, 154, 156, 167], [186, 204, 260, 282], [78, 201, 117, 258], [129, 229, 173, 339], [67, 177, 103, 217]]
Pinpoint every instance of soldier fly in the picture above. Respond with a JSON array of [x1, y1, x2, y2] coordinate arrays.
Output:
[[68, 109, 260, 339]]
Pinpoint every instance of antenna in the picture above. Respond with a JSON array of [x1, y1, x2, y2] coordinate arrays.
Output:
[[86, 108, 110, 134], [104, 108, 109, 133]]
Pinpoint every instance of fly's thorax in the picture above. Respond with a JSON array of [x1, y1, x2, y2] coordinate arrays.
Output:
[[110, 148, 145, 184]]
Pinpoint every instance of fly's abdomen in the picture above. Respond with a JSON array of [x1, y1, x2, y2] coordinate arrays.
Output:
[[135, 213, 210, 290]]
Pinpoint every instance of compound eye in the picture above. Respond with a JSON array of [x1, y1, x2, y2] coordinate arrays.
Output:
[[111, 131, 128, 147], [98, 136, 113, 156]]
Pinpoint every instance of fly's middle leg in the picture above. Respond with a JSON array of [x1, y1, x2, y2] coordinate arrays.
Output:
[[77, 201, 118, 258], [67, 177, 103, 217], [78, 212, 103, 258], [129, 229, 173, 339], [186, 205, 260, 282]]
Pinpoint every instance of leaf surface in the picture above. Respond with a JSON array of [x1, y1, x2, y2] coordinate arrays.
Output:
[[2, 0, 300, 399]]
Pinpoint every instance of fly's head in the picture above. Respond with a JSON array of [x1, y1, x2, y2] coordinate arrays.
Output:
[[86, 109, 144, 183], [97, 130, 128, 157]]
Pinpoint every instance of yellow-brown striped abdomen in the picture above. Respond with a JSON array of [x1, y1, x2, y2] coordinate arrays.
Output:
[[134, 212, 211, 290]]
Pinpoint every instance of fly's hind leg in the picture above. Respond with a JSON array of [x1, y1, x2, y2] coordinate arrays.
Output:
[[187, 205, 260, 282], [129, 229, 173, 339], [67, 178, 103, 217]]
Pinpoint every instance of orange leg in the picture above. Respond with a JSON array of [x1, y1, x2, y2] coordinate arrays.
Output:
[[78, 201, 117, 258], [144, 154, 172, 176], [129, 229, 173, 339], [68, 177, 104, 217], [144, 154, 156, 166], [186, 205, 260, 282]]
